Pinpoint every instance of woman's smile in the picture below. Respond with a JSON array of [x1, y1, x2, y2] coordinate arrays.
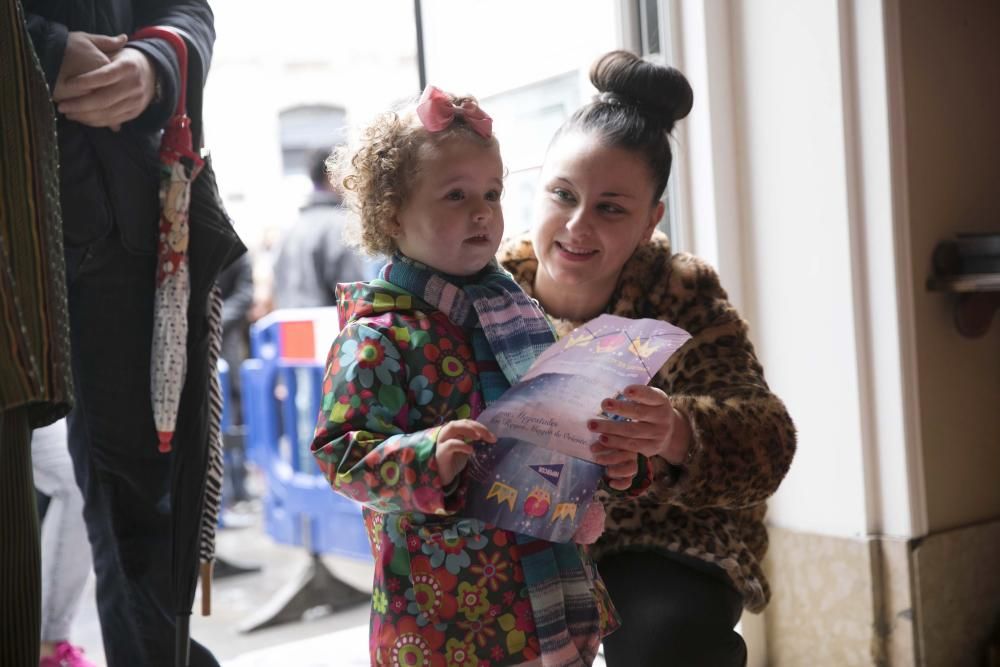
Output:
[[554, 240, 599, 261]]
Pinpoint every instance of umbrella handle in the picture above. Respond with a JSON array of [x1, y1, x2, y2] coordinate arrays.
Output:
[[131, 26, 189, 119], [175, 613, 190, 667]]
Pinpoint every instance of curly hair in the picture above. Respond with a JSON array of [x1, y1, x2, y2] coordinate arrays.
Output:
[[329, 93, 497, 257]]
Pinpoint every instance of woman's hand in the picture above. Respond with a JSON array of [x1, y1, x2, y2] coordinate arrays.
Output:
[[589, 384, 693, 490], [435, 419, 496, 487]]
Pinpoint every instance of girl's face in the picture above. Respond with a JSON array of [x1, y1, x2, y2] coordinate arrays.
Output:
[[395, 136, 504, 276], [531, 131, 663, 305]]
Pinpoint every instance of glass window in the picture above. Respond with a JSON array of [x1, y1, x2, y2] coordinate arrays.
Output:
[[636, 0, 684, 247], [277, 104, 347, 201], [204, 0, 419, 251], [418, 0, 621, 236], [641, 0, 662, 56], [204, 1, 684, 252]]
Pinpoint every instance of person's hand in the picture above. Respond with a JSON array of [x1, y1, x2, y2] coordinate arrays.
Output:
[[572, 500, 606, 545], [588, 384, 693, 490], [435, 419, 496, 487], [52, 31, 127, 103], [55, 46, 158, 132]]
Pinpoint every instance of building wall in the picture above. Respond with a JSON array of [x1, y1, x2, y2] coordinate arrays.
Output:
[[897, 0, 1000, 533]]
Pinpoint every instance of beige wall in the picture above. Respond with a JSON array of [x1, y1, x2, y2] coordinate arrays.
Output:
[[898, 0, 1000, 532]]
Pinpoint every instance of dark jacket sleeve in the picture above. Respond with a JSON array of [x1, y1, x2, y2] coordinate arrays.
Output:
[[24, 12, 68, 90], [220, 254, 254, 330], [320, 225, 371, 297], [126, 0, 214, 132]]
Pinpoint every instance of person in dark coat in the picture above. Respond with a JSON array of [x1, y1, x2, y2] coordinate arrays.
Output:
[[216, 253, 253, 509], [271, 149, 378, 309], [23, 2, 243, 665]]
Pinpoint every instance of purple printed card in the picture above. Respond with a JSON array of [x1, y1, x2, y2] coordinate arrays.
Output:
[[464, 315, 691, 541]]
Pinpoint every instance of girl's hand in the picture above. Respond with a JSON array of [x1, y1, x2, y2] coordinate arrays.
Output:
[[588, 384, 693, 490], [435, 419, 496, 487]]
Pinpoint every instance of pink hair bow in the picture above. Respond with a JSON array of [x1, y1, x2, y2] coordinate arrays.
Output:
[[415, 85, 493, 138]]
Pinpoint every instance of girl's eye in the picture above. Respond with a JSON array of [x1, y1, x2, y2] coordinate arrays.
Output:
[[485, 189, 502, 202], [552, 188, 575, 202], [446, 190, 464, 201]]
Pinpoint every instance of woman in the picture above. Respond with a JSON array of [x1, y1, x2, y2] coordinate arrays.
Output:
[[499, 51, 796, 666]]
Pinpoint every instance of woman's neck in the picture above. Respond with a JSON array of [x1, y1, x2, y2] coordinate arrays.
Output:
[[532, 267, 617, 323]]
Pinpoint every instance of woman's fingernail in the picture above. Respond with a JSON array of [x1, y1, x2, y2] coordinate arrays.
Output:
[[599, 435, 609, 444], [587, 420, 598, 431], [602, 400, 613, 409]]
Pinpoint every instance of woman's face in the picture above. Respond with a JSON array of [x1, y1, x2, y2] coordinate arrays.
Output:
[[531, 131, 663, 300]]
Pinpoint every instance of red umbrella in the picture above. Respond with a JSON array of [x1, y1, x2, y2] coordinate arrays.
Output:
[[134, 26, 204, 455]]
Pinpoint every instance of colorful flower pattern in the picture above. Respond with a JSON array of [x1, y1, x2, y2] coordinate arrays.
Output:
[[313, 282, 616, 666]]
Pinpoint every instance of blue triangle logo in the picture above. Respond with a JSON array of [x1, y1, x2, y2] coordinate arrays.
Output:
[[529, 463, 563, 486]]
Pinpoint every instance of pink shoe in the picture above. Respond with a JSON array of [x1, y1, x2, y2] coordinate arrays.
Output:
[[39, 641, 97, 667]]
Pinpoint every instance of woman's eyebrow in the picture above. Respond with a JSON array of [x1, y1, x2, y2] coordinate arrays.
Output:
[[551, 176, 635, 199]]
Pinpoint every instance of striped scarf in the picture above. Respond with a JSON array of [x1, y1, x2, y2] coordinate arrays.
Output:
[[380, 254, 556, 401], [380, 254, 603, 666]]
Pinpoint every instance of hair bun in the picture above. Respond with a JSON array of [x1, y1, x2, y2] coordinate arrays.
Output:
[[590, 50, 693, 130]]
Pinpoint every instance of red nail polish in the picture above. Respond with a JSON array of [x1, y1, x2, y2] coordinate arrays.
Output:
[[588, 421, 597, 431], [599, 435, 608, 444]]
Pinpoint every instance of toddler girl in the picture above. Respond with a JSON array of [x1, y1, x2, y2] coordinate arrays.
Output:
[[311, 86, 617, 666]]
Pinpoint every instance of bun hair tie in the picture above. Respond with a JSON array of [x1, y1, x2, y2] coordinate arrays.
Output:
[[595, 91, 638, 108], [415, 85, 493, 138]]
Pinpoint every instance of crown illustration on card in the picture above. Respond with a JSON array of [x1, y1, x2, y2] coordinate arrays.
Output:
[[564, 331, 595, 349], [550, 503, 577, 523], [628, 336, 662, 359]]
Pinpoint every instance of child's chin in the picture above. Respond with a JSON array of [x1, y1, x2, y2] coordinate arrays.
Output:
[[445, 252, 496, 276], [447, 263, 488, 277]]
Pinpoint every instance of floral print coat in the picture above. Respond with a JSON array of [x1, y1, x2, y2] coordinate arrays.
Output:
[[312, 281, 616, 666]]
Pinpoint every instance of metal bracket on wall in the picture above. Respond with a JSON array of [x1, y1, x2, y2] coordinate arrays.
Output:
[[927, 234, 1000, 338]]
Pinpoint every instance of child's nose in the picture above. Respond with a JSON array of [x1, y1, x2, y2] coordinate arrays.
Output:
[[471, 202, 492, 222]]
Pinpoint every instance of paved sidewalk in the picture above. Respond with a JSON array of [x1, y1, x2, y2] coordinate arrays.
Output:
[[72, 508, 374, 666], [70, 506, 606, 666]]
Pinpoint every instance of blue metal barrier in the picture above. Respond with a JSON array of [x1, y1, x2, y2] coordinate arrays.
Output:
[[239, 309, 370, 560], [217, 359, 232, 434], [235, 308, 371, 632]]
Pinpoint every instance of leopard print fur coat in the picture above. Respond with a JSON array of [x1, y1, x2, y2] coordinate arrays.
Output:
[[499, 231, 796, 612]]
